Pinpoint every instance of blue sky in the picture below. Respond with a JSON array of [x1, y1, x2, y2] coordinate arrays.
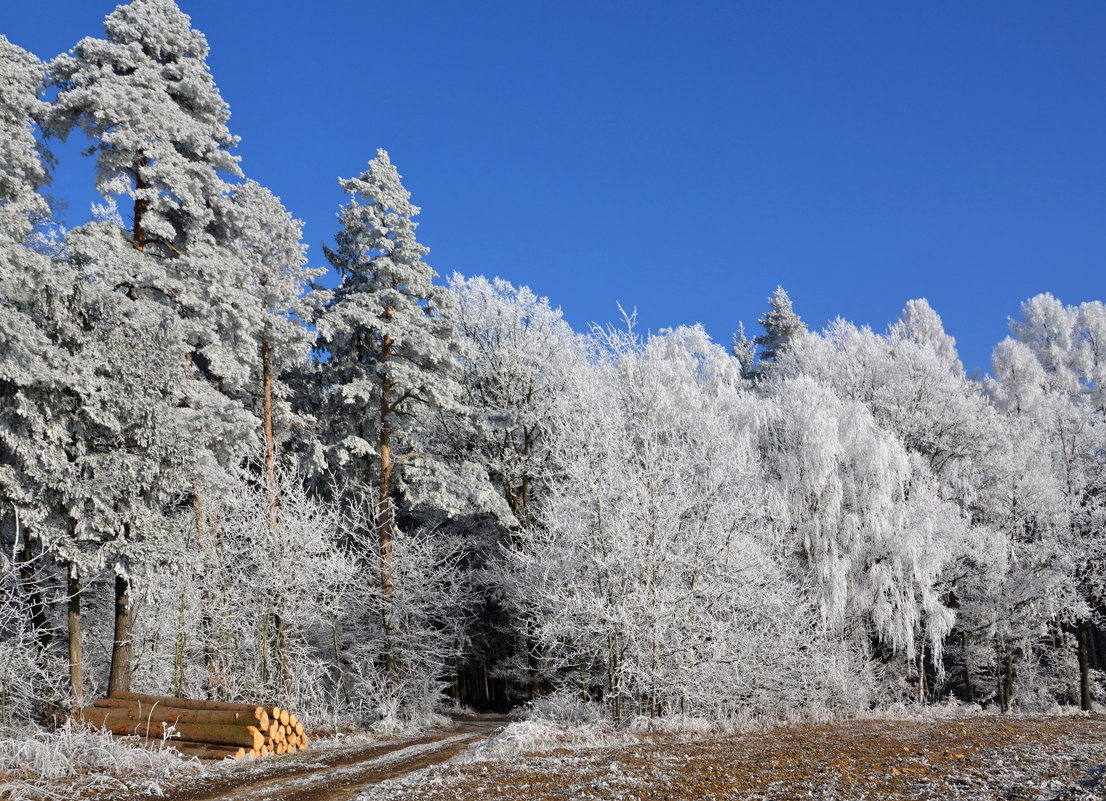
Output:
[[5, 1, 1106, 375]]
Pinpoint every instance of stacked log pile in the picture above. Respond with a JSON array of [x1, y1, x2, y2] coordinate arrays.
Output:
[[73, 690, 311, 759]]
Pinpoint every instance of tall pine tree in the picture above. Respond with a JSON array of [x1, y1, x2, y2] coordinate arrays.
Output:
[[315, 150, 466, 679]]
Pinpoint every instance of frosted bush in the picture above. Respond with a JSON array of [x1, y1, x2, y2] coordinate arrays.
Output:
[[0, 722, 202, 801]]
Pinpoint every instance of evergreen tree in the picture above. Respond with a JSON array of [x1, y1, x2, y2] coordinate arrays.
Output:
[[212, 180, 322, 691], [315, 149, 467, 679], [45, 0, 254, 695], [754, 286, 806, 365], [0, 35, 70, 698]]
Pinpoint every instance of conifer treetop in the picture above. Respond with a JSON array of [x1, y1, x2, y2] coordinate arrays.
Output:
[[48, 0, 240, 251]]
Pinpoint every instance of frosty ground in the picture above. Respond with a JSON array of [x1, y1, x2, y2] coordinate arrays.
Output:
[[2, 712, 1104, 800]]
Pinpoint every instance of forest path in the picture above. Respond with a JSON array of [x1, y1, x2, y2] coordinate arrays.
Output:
[[149, 714, 509, 801]]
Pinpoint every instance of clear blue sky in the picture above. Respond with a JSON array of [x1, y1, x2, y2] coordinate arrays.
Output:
[[5, 1, 1106, 375]]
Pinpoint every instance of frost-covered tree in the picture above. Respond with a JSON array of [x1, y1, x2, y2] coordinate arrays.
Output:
[[445, 274, 580, 528], [1000, 294, 1106, 710], [509, 323, 821, 718], [758, 375, 960, 704], [0, 36, 50, 238], [208, 181, 323, 690], [47, 0, 240, 256], [435, 275, 584, 701], [0, 36, 85, 707], [314, 150, 469, 679], [774, 303, 1012, 703], [754, 286, 806, 366], [45, 0, 256, 695]]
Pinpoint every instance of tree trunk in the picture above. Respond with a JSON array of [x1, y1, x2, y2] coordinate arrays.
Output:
[[1002, 651, 1013, 713], [68, 566, 84, 707], [261, 337, 278, 530], [961, 630, 973, 703], [132, 158, 149, 252], [1077, 619, 1092, 712], [260, 337, 288, 690], [916, 643, 927, 704], [172, 586, 188, 698], [378, 329, 396, 681], [107, 573, 135, 695], [16, 539, 52, 653]]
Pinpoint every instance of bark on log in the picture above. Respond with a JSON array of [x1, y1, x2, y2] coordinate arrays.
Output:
[[81, 705, 257, 727], [167, 743, 246, 760], [86, 693, 306, 755], [107, 691, 268, 719], [78, 715, 262, 750], [164, 723, 264, 750]]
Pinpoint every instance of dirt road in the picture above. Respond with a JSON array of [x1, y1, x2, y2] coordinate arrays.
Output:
[[144, 715, 509, 801]]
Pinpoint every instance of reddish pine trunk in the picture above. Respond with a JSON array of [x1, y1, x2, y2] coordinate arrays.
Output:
[[378, 304, 397, 680], [68, 566, 84, 707]]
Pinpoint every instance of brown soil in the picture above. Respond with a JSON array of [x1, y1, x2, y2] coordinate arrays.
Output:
[[360, 715, 1106, 801]]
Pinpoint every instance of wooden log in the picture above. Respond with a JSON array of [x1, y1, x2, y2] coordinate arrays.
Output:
[[270, 706, 281, 720], [294, 721, 304, 737], [103, 692, 268, 724], [288, 714, 298, 728], [171, 723, 263, 750], [165, 743, 245, 760], [78, 706, 256, 728], [79, 716, 263, 750], [279, 709, 290, 726]]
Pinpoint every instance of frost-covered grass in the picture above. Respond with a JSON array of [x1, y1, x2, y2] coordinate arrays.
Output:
[[0, 722, 203, 801]]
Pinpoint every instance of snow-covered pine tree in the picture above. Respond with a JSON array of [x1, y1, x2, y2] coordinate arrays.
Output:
[[215, 181, 320, 510], [0, 35, 71, 703], [47, 0, 240, 257], [45, 0, 255, 695], [731, 321, 757, 379], [211, 180, 323, 691], [754, 286, 806, 366], [315, 149, 467, 679]]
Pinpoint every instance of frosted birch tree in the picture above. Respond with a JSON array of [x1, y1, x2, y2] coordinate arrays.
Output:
[[773, 304, 1005, 702], [757, 375, 960, 705], [1002, 294, 1106, 710]]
